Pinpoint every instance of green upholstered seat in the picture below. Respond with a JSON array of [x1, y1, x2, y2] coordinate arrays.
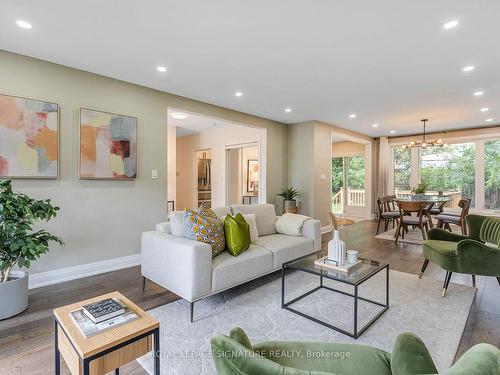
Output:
[[421, 214, 500, 296], [211, 327, 500, 375]]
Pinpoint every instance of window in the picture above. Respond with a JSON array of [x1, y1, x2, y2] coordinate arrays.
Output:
[[485, 140, 500, 210], [420, 143, 475, 207], [393, 148, 411, 195]]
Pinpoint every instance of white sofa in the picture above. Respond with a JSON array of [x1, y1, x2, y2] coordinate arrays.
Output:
[[141, 204, 321, 321]]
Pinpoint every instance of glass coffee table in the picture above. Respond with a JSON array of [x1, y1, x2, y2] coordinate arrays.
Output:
[[281, 251, 389, 339]]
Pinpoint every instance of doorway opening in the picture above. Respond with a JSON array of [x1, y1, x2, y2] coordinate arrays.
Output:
[[226, 143, 260, 205], [167, 108, 266, 211], [331, 133, 372, 219]]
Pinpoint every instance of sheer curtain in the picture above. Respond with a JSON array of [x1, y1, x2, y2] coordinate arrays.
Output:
[[378, 137, 391, 198]]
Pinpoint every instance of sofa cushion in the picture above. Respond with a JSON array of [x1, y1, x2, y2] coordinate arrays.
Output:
[[211, 245, 273, 292], [184, 209, 226, 258], [242, 213, 259, 243], [255, 234, 314, 269], [230, 204, 277, 236], [224, 213, 251, 256], [168, 211, 185, 237], [212, 206, 232, 218]]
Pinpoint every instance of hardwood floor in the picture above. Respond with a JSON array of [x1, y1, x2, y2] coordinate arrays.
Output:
[[0, 220, 498, 374]]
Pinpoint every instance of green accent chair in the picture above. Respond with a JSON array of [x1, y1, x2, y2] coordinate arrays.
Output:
[[420, 214, 500, 297], [211, 327, 500, 375]]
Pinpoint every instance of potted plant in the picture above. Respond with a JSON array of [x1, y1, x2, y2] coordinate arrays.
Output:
[[411, 182, 427, 195], [0, 180, 63, 319], [278, 186, 300, 214]]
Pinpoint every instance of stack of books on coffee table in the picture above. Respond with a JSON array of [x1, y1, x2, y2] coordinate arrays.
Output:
[[70, 297, 139, 337]]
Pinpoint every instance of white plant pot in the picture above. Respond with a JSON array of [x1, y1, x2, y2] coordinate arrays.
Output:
[[0, 271, 29, 320], [328, 230, 346, 265]]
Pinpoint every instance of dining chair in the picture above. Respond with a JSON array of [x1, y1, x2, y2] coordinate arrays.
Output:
[[435, 198, 471, 235], [376, 196, 399, 235], [429, 200, 447, 216], [395, 201, 429, 243]]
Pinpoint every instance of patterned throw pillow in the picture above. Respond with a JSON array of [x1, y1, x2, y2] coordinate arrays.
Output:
[[184, 208, 225, 258], [198, 202, 218, 219]]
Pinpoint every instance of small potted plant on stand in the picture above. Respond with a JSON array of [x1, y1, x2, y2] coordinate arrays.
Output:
[[278, 186, 300, 214], [0, 180, 63, 319]]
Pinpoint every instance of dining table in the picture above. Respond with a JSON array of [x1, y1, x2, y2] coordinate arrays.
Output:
[[397, 194, 453, 228]]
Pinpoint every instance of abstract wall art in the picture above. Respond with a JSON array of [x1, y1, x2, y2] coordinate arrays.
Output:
[[0, 94, 59, 178], [79, 108, 137, 179]]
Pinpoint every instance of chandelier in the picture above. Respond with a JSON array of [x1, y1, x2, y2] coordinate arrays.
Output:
[[401, 119, 447, 149]]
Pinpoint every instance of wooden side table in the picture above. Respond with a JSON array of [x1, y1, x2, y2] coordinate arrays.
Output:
[[54, 291, 160, 375]]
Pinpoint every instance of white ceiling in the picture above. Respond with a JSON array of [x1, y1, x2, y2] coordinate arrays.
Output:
[[168, 110, 231, 138], [1, 0, 499, 137]]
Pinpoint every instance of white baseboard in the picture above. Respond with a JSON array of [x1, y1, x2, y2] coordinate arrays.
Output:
[[28, 254, 141, 289]]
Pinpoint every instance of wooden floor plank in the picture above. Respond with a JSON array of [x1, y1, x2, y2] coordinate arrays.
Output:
[[0, 220, 498, 374]]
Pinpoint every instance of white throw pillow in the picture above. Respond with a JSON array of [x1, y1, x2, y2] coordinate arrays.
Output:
[[168, 211, 185, 237], [242, 214, 259, 243], [275, 213, 311, 236]]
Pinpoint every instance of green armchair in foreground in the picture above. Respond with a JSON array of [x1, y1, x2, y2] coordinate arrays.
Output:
[[211, 327, 500, 375], [420, 214, 500, 297]]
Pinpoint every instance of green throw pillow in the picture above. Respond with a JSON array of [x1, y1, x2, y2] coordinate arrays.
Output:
[[224, 213, 251, 256]]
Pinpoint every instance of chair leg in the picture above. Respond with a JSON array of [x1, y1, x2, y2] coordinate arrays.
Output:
[[442, 271, 453, 298], [141, 276, 146, 292], [445, 222, 452, 232], [419, 259, 429, 279], [376, 217, 382, 235], [402, 224, 406, 239], [395, 224, 400, 244], [472, 275, 476, 288], [384, 219, 389, 232], [420, 225, 426, 240], [392, 219, 395, 228], [437, 219, 443, 229], [190, 301, 194, 322]]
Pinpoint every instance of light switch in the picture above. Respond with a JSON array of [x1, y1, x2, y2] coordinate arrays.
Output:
[[152, 169, 158, 179], [320, 174, 326, 181]]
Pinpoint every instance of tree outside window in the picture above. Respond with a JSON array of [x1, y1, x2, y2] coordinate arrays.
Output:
[[419, 143, 475, 207], [485, 140, 500, 209]]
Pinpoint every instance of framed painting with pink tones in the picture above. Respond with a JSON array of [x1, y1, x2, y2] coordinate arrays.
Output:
[[79, 108, 137, 180], [0, 93, 59, 179]]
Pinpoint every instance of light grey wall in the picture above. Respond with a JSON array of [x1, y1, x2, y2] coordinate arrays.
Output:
[[0, 50, 288, 274], [287, 122, 315, 216]]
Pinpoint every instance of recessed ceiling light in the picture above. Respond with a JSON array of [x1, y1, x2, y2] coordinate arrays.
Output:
[[485, 118, 493, 122], [16, 20, 32, 29], [480, 107, 489, 112], [235, 92, 243, 97], [349, 114, 357, 119], [443, 20, 459, 30], [473, 91, 484, 96], [157, 66, 167, 73], [284, 108, 292, 113], [170, 112, 188, 119], [372, 123, 379, 128], [462, 65, 475, 72], [389, 130, 396, 134]]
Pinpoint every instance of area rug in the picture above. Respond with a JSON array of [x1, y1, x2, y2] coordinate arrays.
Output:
[[137, 270, 475, 374], [375, 226, 461, 245]]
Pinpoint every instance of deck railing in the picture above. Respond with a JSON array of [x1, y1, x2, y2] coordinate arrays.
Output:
[[332, 188, 366, 211]]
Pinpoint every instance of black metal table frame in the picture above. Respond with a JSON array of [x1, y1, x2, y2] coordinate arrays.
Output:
[[55, 319, 160, 375], [281, 257, 389, 339]]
